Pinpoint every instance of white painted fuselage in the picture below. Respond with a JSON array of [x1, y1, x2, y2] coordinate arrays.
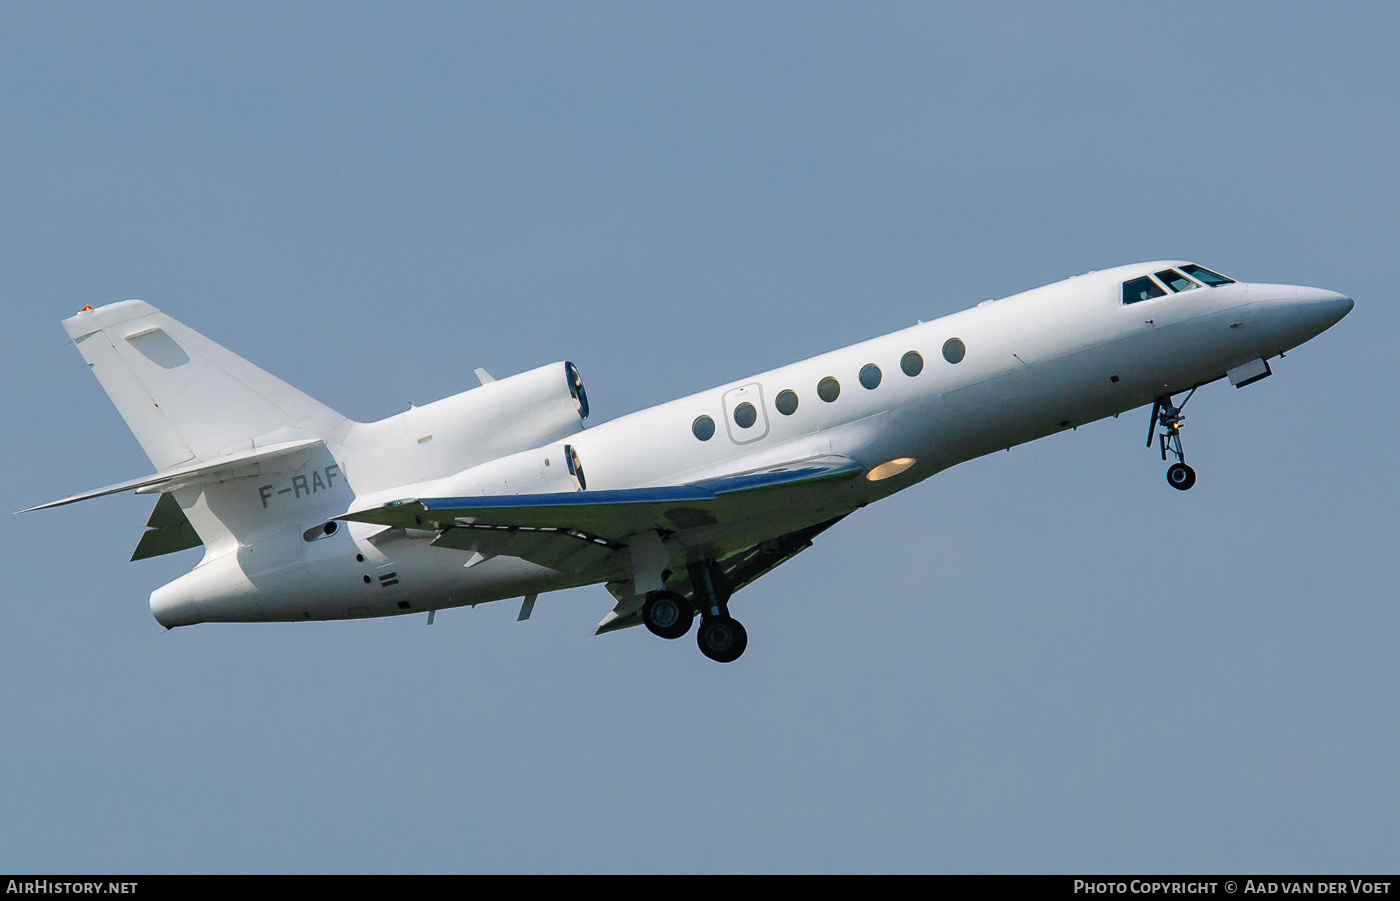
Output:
[[34, 262, 1351, 633]]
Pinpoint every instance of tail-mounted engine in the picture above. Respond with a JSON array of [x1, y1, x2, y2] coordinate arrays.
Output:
[[424, 441, 588, 498], [372, 361, 591, 484]]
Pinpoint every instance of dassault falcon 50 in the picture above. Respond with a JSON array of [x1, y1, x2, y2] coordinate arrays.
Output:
[[23, 262, 1352, 662]]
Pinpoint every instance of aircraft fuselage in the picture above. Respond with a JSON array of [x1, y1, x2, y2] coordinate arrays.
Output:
[[142, 261, 1352, 630]]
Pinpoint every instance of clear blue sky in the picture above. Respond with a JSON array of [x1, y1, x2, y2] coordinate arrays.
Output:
[[2, 2, 1395, 873]]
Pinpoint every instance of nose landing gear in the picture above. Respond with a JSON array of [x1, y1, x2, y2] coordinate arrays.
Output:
[[1148, 389, 1198, 491]]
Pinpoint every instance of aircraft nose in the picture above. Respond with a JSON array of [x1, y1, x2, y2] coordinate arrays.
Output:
[[1247, 284, 1354, 352], [1298, 288, 1354, 335]]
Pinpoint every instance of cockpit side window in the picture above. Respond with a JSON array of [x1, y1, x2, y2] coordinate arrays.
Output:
[[1155, 269, 1202, 293], [1180, 264, 1235, 286], [1123, 276, 1167, 304]]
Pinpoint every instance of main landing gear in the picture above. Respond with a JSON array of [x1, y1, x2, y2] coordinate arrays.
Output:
[[641, 590, 692, 640], [640, 560, 747, 663], [696, 616, 747, 664], [1148, 389, 1198, 491]]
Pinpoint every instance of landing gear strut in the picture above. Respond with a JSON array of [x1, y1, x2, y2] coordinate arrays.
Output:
[[1148, 389, 1197, 490], [635, 555, 748, 661], [688, 560, 747, 663]]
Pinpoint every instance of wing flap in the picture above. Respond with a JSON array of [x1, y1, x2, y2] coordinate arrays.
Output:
[[431, 523, 621, 571]]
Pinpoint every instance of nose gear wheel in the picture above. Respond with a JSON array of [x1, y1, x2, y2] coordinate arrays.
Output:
[[1166, 461, 1197, 491]]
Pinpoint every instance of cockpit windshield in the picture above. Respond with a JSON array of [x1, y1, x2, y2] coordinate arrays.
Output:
[[1155, 269, 1202, 293], [1122, 276, 1166, 304], [1122, 263, 1237, 304], [1179, 264, 1235, 286]]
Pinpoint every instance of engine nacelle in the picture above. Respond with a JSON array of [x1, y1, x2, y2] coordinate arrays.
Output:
[[421, 442, 587, 499], [347, 361, 591, 489], [409, 359, 586, 447]]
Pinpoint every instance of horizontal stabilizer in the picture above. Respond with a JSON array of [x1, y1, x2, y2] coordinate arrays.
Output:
[[339, 455, 861, 542], [18, 438, 323, 513]]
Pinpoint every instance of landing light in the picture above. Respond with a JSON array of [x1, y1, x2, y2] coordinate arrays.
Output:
[[866, 457, 916, 481]]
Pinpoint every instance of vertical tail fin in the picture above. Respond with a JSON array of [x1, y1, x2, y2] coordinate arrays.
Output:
[[63, 301, 348, 471]]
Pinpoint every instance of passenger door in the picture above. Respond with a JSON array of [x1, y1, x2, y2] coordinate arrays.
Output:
[[722, 383, 770, 445]]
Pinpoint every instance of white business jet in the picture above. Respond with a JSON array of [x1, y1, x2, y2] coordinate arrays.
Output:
[[23, 262, 1352, 662]]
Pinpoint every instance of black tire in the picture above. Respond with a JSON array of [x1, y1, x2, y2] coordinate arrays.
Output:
[[642, 590, 693, 640], [697, 616, 748, 663], [1166, 462, 1197, 491]]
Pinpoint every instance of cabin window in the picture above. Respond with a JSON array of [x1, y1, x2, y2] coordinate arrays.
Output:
[[900, 351, 924, 377], [818, 377, 841, 403], [775, 389, 799, 415], [1180, 264, 1235, 286], [692, 415, 715, 441], [733, 402, 757, 429], [1122, 276, 1166, 304], [1155, 269, 1202, 293], [942, 338, 966, 364], [859, 364, 882, 390]]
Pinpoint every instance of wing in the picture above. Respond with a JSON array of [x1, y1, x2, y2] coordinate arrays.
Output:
[[338, 455, 862, 541], [338, 455, 862, 608], [340, 455, 861, 628]]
